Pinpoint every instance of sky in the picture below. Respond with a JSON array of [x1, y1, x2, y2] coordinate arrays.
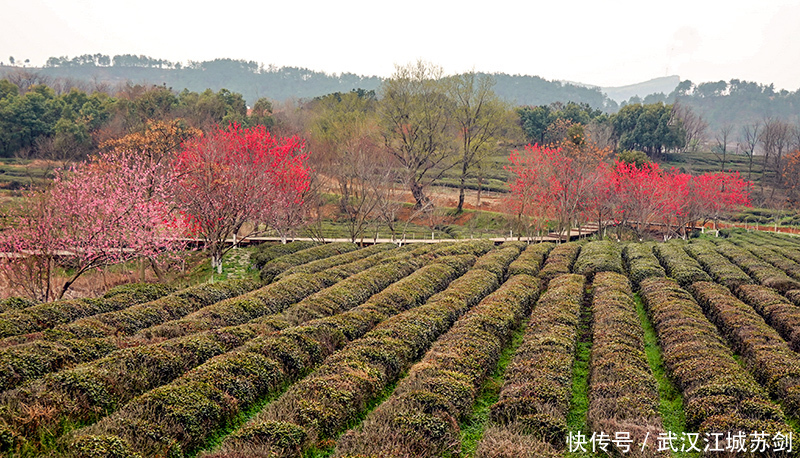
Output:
[[3, 0, 800, 90]]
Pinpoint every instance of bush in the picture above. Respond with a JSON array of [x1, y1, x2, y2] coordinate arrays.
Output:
[[507, 243, 554, 278], [689, 281, 800, 415], [587, 272, 663, 456], [736, 284, 800, 352], [652, 241, 710, 287], [64, 254, 476, 457], [489, 274, 585, 447], [622, 242, 665, 287], [201, 248, 521, 457], [0, 297, 37, 314], [249, 241, 318, 270], [639, 277, 789, 433], [573, 241, 624, 280], [260, 242, 359, 282], [538, 243, 581, 284], [335, 274, 541, 458], [0, 283, 175, 339], [684, 241, 753, 290], [715, 241, 800, 293]]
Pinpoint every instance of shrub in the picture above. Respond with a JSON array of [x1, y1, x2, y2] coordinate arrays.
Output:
[[715, 241, 800, 293], [638, 277, 790, 433], [249, 240, 318, 270], [587, 272, 663, 456], [0, 297, 37, 314], [538, 243, 581, 283], [64, 254, 476, 457], [0, 283, 175, 339], [507, 243, 554, 277], [260, 242, 359, 282], [689, 281, 800, 415], [622, 242, 665, 287], [201, 248, 520, 457], [652, 241, 710, 287], [573, 241, 624, 280], [684, 241, 753, 290], [489, 274, 585, 447], [334, 274, 541, 458], [736, 284, 800, 352]]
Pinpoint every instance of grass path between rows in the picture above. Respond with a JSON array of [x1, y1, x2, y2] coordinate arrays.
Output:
[[634, 293, 694, 458]]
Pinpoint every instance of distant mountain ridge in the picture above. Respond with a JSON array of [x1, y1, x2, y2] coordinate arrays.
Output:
[[0, 58, 619, 109], [600, 76, 681, 103]]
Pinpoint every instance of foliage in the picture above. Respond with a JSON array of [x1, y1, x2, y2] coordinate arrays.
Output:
[[0, 148, 186, 300], [379, 61, 455, 208], [173, 123, 311, 271], [638, 277, 790, 434], [588, 272, 664, 456], [489, 274, 585, 447], [505, 138, 610, 238], [611, 103, 685, 158]]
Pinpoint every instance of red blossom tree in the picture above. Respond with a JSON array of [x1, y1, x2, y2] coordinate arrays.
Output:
[[506, 151, 751, 242], [505, 132, 611, 240], [173, 124, 311, 272]]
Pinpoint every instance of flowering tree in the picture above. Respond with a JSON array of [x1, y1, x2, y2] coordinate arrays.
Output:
[[505, 128, 611, 239], [0, 150, 185, 300], [173, 124, 311, 272]]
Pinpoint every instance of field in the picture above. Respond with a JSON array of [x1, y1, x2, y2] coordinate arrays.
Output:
[[1, 232, 800, 457]]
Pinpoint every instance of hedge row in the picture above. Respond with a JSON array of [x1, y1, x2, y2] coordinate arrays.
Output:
[[622, 242, 665, 287], [739, 243, 800, 282], [260, 242, 360, 282], [0, 278, 260, 384], [0, 283, 176, 339], [333, 274, 541, 458], [66, 254, 479, 457], [714, 241, 800, 293], [507, 242, 554, 277], [470, 242, 525, 279], [737, 284, 800, 353], [572, 240, 624, 280], [638, 277, 790, 435], [136, 244, 415, 341], [274, 242, 398, 280], [0, 247, 413, 397], [652, 241, 711, 287], [587, 272, 664, 456], [204, 246, 521, 457], [489, 273, 586, 446], [684, 241, 753, 290], [689, 281, 800, 415], [249, 241, 318, 270], [786, 290, 800, 307], [0, 251, 436, 454], [538, 242, 581, 283], [0, 297, 37, 314]]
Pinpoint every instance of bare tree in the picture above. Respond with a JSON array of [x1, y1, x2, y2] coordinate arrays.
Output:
[[673, 102, 708, 153], [4, 70, 50, 93], [760, 118, 792, 187], [713, 124, 733, 172], [379, 61, 456, 208], [739, 122, 760, 182], [445, 72, 509, 213]]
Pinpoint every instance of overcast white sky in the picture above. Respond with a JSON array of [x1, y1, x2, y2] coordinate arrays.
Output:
[[3, 0, 800, 90]]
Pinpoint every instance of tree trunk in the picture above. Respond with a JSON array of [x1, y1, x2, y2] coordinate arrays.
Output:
[[410, 179, 429, 209], [456, 160, 468, 213], [476, 175, 483, 207], [148, 256, 166, 283]]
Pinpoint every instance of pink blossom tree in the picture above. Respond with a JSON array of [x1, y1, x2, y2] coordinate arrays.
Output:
[[0, 150, 186, 300]]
